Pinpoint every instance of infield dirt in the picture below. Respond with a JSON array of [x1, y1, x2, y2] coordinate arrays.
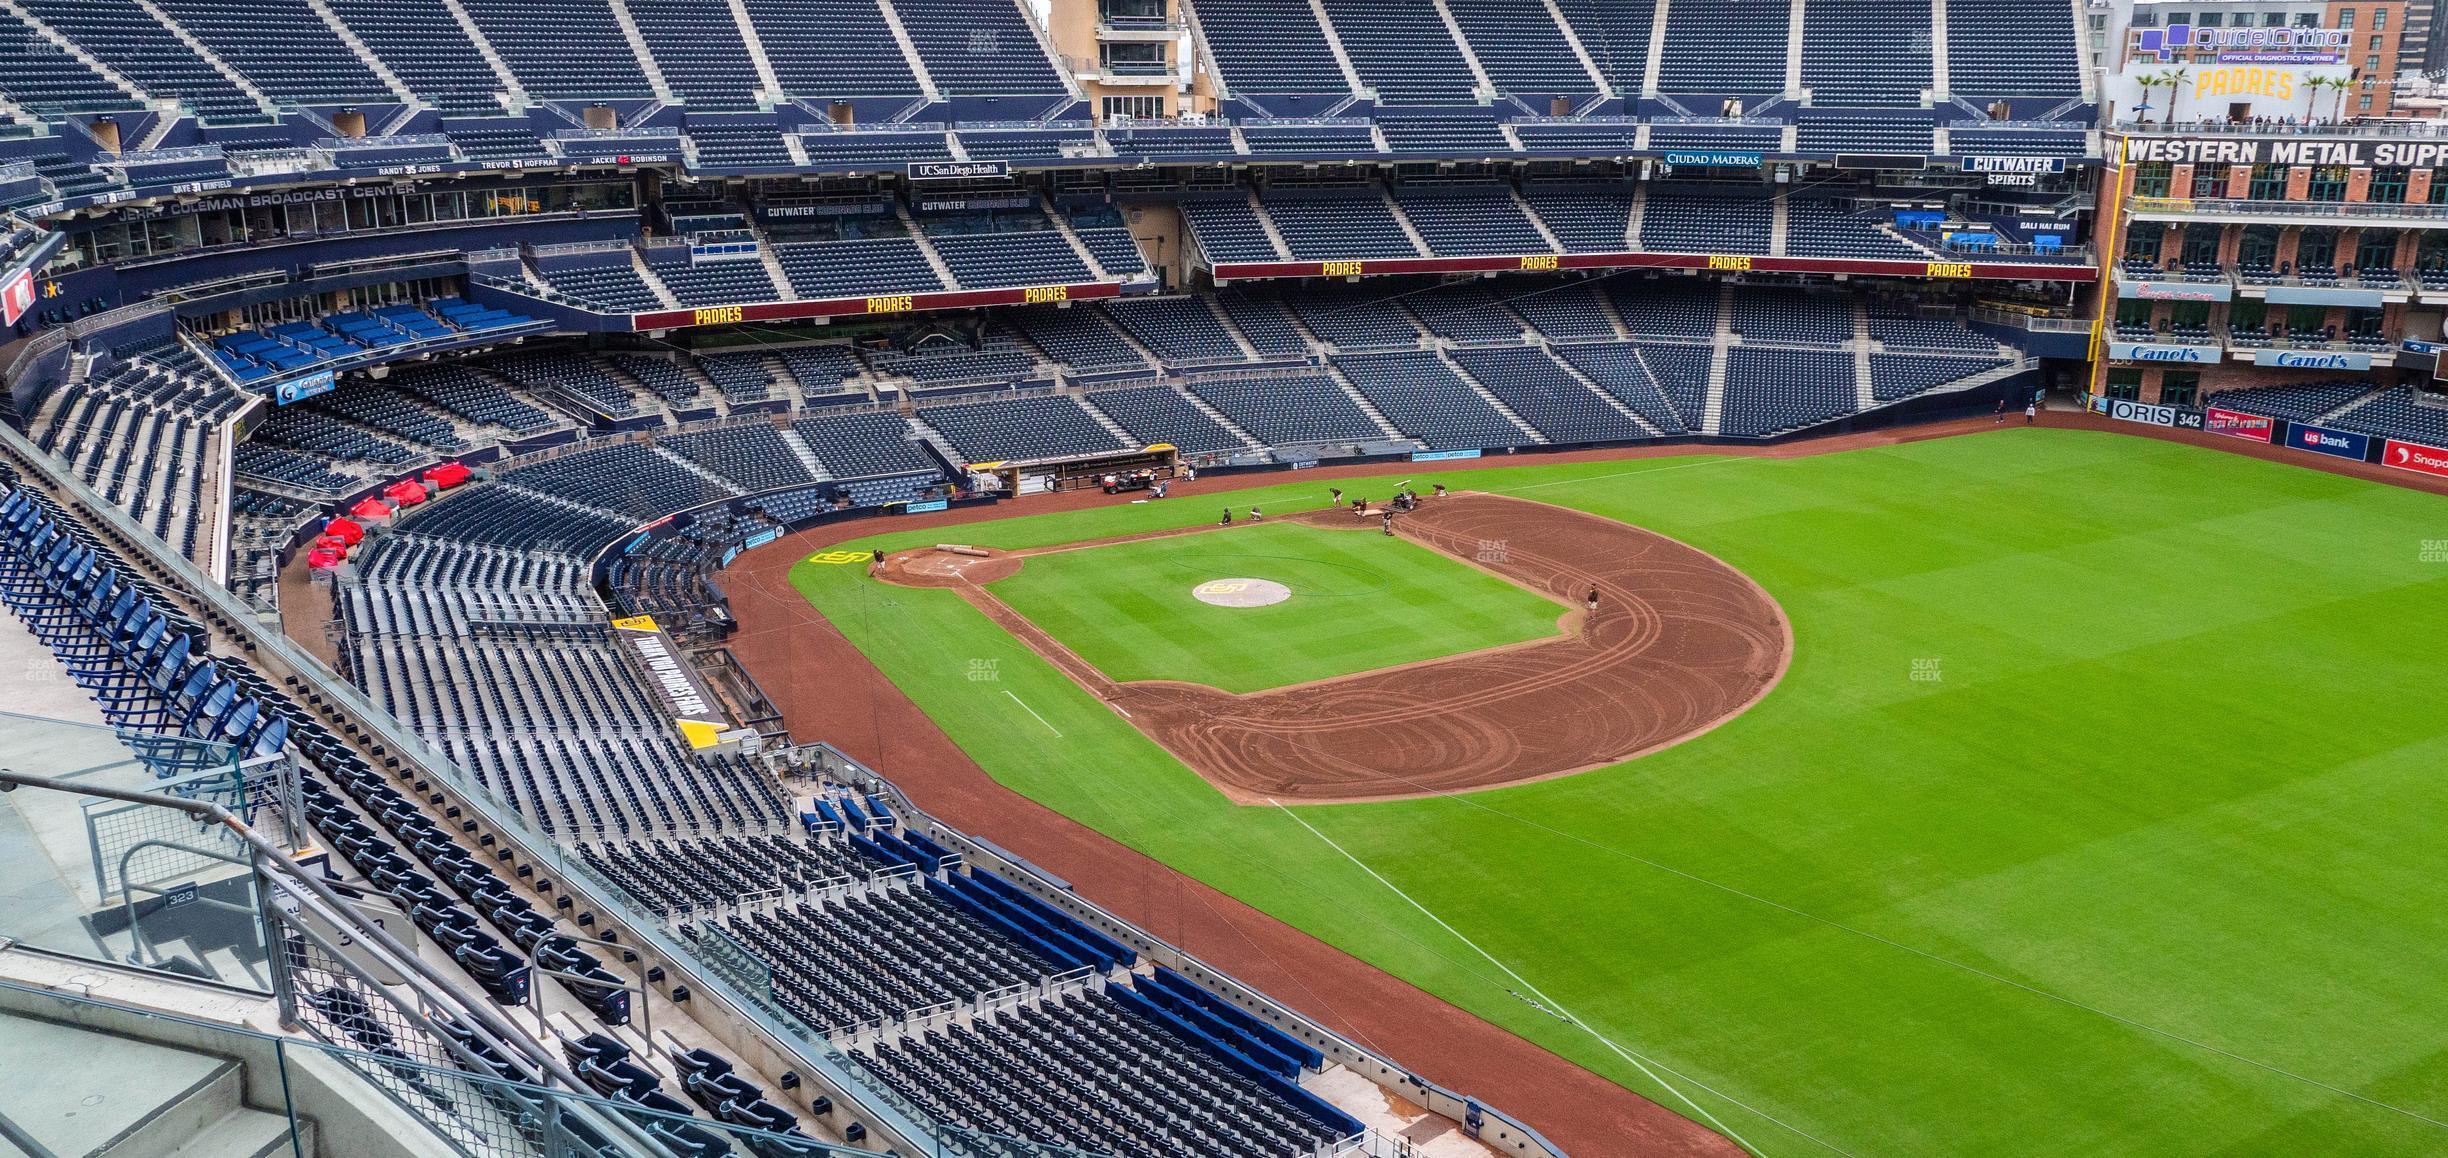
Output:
[[878, 493, 1791, 803]]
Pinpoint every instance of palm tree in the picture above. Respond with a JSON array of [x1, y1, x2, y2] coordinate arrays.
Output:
[[2132, 71, 2170, 124], [2306, 74, 2353, 123], [2302, 74, 2332, 122], [2160, 67, 2193, 125], [2134, 69, 2190, 124]]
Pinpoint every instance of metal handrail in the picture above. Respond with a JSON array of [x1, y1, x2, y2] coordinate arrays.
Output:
[[0, 413, 946, 1155], [0, 767, 589, 1095], [2128, 195, 2448, 220]]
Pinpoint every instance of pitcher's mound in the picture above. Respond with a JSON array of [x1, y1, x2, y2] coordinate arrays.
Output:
[[1192, 578, 1291, 607]]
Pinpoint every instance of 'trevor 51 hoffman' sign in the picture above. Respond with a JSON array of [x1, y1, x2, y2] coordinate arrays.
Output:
[[2123, 137, 2448, 167]]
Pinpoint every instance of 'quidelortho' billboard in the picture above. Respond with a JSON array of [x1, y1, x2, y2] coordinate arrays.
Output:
[[2203, 407, 2276, 443], [2286, 421, 2371, 461], [2381, 438, 2448, 478]]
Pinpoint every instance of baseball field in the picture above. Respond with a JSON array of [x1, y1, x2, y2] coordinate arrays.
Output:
[[785, 427, 2448, 1156], [987, 519, 1567, 693]]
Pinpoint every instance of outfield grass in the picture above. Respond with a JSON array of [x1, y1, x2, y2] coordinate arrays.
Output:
[[791, 430, 2448, 1156], [983, 519, 1564, 692]]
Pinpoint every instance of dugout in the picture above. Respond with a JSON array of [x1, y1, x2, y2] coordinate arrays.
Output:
[[973, 443, 1179, 495]]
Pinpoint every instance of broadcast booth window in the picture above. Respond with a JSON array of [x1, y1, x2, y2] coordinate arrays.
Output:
[[2160, 372, 2200, 408], [2105, 369, 2143, 402]]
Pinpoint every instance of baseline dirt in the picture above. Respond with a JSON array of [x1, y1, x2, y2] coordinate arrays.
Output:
[[883, 493, 1791, 804]]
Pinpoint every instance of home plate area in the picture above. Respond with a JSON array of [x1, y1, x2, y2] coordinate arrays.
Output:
[[1192, 577, 1292, 607]]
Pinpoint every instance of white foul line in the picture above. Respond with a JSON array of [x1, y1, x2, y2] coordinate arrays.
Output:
[[1004, 690, 1063, 737], [1268, 800, 1783, 1157]]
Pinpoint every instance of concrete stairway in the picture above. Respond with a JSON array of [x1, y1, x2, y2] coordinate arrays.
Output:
[[630, 250, 686, 308], [306, 0, 422, 108], [1544, 346, 1664, 435], [1323, 366, 1411, 442], [435, 0, 527, 105], [1304, 0, 1370, 97], [601, 0, 675, 101], [1702, 285, 1734, 435], [1441, 352, 1549, 444], [724, 0, 784, 102], [1247, 190, 1295, 261], [1073, 394, 1138, 445], [0, 1012, 317, 1158], [126, 0, 274, 116], [1173, 384, 1268, 450], [872, 0, 944, 102]]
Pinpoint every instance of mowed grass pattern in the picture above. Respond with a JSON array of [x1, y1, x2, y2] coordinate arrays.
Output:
[[985, 520, 1566, 692], [790, 429, 2448, 1156]]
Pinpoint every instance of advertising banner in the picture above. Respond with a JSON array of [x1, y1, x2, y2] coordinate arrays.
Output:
[[908, 160, 1010, 181], [2108, 341, 2219, 364], [2136, 23, 2346, 64], [610, 614, 730, 749], [2285, 422, 2372, 461], [1411, 448, 1484, 462], [2265, 286, 2386, 309], [2203, 406, 2277, 442], [1662, 150, 1761, 168], [2107, 399, 2206, 430], [0, 267, 31, 326], [2120, 279, 2233, 302], [2249, 349, 2373, 372], [2121, 137, 2448, 167], [2381, 438, 2448, 478], [1960, 155, 2067, 174], [273, 369, 338, 406]]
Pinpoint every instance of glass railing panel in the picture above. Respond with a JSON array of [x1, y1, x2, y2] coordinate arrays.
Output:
[[0, 714, 267, 991]]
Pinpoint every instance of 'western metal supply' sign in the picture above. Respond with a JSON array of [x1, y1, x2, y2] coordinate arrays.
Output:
[[2123, 137, 2448, 167]]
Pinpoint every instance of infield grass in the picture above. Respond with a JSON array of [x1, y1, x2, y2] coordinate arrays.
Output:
[[790, 429, 2448, 1157], [984, 519, 1565, 692]]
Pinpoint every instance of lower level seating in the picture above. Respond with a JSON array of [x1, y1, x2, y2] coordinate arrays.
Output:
[[917, 395, 1129, 463], [1452, 347, 1655, 444], [1722, 347, 1856, 436], [1083, 386, 1247, 455], [1188, 375, 1384, 448]]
